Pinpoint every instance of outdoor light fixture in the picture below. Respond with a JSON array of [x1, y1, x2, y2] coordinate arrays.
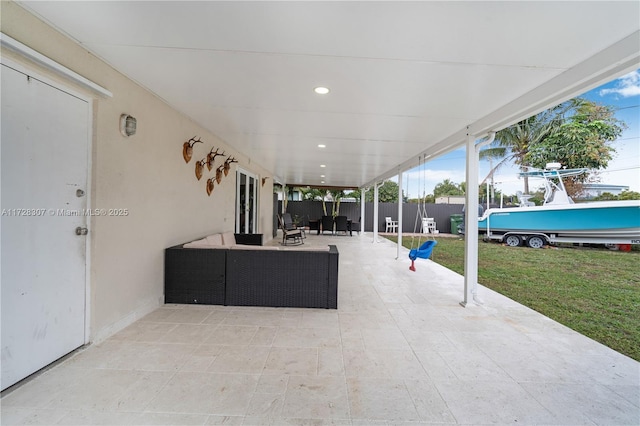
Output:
[[120, 114, 137, 137], [314, 86, 330, 95]]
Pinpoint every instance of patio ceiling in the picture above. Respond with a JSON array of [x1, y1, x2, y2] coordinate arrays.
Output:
[[20, 1, 640, 189]]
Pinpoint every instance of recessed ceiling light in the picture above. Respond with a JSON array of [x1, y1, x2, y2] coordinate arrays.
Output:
[[320, 164, 326, 168], [314, 86, 330, 95], [320, 175, 325, 178], [321, 181, 325, 184], [317, 144, 326, 148]]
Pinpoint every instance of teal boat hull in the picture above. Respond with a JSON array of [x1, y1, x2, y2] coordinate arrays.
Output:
[[478, 200, 640, 244]]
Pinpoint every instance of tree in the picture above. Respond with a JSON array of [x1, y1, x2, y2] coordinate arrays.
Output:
[[327, 189, 345, 216], [299, 187, 328, 215], [592, 192, 618, 201], [300, 187, 325, 201], [595, 190, 640, 201], [407, 194, 435, 204], [352, 180, 402, 203], [481, 104, 566, 193], [482, 98, 625, 194], [433, 179, 463, 197], [618, 190, 640, 200], [525, 99, 625, 176]]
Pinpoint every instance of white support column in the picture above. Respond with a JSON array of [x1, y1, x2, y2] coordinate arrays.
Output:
[[397, 172, 403, 259], [373, 182, 380, 243], [462, 131, 495, 307], [360, 189, 366, 234], [462, 132, 480, 307]]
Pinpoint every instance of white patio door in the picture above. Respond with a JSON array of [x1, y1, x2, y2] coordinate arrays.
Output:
[[235, 169, 258, 234], [1, 64, 89, 390]]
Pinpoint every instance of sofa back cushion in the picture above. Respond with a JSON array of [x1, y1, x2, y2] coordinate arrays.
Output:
[[221, 232, 236, 247], [183, 238, 212, 248], [206, 234, 223, 246]]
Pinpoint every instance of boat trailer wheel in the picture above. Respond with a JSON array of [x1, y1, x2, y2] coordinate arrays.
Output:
[[527, 236, 546, 249], [504, 235, 522, 247]]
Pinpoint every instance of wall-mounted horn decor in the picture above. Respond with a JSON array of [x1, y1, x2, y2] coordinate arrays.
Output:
[[195, 157, 207, 180], [215, 164, 224, 184], [182, 136, 202, 163], [207, 147, 225, 171], [180, 137, 239, 197], [223, 156, 238, 176]]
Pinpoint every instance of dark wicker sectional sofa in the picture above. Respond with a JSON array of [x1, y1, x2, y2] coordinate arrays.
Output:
[[164, 240, 339, 309]]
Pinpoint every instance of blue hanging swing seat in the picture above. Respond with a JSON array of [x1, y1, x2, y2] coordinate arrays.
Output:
[[409, 240, 437, 271]]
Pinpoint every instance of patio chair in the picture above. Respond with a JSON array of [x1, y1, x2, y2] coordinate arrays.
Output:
[[385, 217, 398, 233], [308, 215, 319, 232], [278, 214, 303, 245], [282, 212, 296, 230], [350, 216, 361, 234], [321, 215, 334, 235], [422, 217, 437, 234], [283, 212, 305, 238], [334, 215, 349, 235]]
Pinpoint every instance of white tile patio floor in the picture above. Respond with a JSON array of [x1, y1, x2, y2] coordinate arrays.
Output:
[[2, 233, 639, 425]]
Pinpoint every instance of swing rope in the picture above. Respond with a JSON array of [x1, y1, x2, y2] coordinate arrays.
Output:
[[409, 154, 437, 271], [409, 155, 423, 251]]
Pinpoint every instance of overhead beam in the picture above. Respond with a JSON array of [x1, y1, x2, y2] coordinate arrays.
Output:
[[363, 30, 640, 190], [469, 30, 640, 136], [287, 184, 360, 191], [1, 32, 113, 98]]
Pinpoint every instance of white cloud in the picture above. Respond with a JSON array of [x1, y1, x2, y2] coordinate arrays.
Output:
[[599, 70, 640, 97]]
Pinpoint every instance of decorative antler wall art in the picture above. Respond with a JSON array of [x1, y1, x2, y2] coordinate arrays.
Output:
[[223, 156, 238, 176], [207, 148, 225, 171], [215, 164, 224, 184], [182, 136, 202, 163], [206, 178, 215, 196], [195, 157, 207, 180], [180, 137, 240, 196]]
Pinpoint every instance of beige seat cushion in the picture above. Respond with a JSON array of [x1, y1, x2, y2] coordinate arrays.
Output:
[[280, 245, 330, 251], [230, 245, 279, 251]]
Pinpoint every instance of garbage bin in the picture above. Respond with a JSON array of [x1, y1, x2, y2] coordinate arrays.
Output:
[[450, 214, 464, 235]]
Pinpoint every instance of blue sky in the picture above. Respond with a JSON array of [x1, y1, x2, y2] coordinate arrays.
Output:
[[400, 69, 640, 198]]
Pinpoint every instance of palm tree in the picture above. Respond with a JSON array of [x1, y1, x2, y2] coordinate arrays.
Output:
[[328, 189, 345, 216], [480, 103, 569, 193], [300, 187, 329, 215]]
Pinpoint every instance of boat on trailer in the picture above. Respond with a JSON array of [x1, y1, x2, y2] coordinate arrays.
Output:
[[478, 163, 640, 248]]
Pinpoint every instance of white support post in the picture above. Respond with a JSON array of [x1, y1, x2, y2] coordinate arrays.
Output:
[[397, 172, 403, 259], [281, 185, 286, 214], [463, 132, 480, 307], [486, 181, 490, 211], [373, 182, 380, 243], [360, 189, 366, 234], [462, 130, 495, 307]]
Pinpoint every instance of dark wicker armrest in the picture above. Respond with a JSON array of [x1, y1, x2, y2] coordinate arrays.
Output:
[[164, 245, 227, 305]]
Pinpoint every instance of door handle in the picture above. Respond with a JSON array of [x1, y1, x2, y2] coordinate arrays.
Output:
[[75, 227, 88, 236]]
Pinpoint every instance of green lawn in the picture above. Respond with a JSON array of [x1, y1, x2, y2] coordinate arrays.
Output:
[[387, 236, 640, 361]]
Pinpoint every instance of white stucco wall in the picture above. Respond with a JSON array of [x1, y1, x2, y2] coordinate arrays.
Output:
[[1, 2, 275, 341]]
